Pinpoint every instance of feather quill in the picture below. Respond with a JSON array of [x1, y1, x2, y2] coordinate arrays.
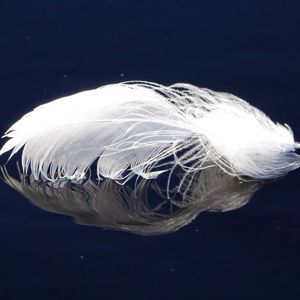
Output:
[[0, 81, 299, 182]]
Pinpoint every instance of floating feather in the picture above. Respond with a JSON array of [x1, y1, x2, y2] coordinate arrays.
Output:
[[0, 81, 299, 183]]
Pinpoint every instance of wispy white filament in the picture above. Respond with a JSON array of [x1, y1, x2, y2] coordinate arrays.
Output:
[[0, 81, 299, 182]]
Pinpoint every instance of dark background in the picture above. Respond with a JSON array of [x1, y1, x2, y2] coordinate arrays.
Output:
[[0, 0, 300, 299]]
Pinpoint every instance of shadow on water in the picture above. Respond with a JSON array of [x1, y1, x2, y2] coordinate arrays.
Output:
[[0, 164, 262, 235]]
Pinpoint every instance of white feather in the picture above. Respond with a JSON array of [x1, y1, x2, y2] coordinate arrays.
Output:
[[0, 81, 299, 182]]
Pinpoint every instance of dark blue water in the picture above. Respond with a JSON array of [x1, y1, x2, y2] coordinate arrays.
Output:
[[1, 1, 300, 299]]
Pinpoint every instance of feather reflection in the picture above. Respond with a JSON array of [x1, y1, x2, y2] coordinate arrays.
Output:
[[1, 165, 261, 235]]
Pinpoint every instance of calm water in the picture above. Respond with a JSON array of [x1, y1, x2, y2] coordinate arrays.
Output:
[[0, 1, 300, 299]]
